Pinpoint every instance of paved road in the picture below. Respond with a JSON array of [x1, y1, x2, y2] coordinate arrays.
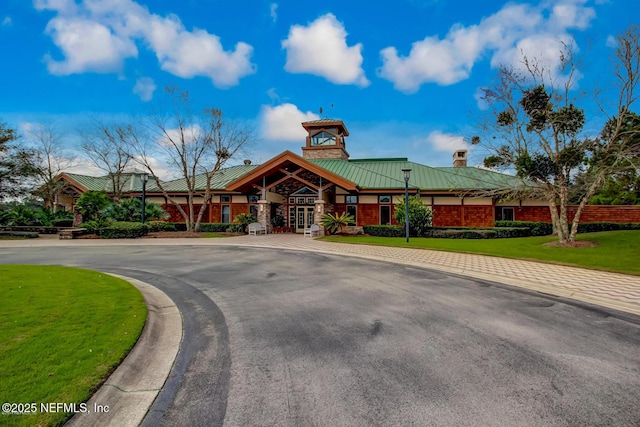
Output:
[[3, 245, 640, 426]]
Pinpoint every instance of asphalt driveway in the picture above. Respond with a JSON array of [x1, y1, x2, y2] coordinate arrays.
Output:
[[2, 244, 639, 426]]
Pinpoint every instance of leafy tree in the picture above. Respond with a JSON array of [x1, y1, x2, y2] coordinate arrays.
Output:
[[75, 191, 112, 221], [132, 86, 253, 231], [394, 195, 433, 237], [0, 122, 38, 200], [475, 27, 640, 244], [321, 212, 355, 234]]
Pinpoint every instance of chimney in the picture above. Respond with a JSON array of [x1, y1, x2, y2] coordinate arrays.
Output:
[[244, 159, 252, 165], [453, 149, 467, 167]]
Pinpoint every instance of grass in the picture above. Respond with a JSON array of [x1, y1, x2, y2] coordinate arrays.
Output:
[[0, 265, 147, 427], [322, 230, 640, 276]]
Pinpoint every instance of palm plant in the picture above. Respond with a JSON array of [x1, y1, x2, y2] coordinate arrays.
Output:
[[320, 212, 355, 235]]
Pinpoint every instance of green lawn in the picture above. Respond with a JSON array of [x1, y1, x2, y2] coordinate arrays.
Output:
[[322, 230, 640, 276], [0, 265, 147, 427]]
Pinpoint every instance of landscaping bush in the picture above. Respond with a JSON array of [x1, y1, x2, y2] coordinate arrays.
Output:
[[394, 195, 433, 237], [575, 222, 640, 233], [198, 223, 231, 232], [363, 225, 405, 237], [0, 231, 39, 238], [99, 221, 149, 239], [51, 218, 73, 227], [226, 224, 244, 233], [495, 220, 553, 236], [147, 221, 176, 232], [426, 229, 498, 239]]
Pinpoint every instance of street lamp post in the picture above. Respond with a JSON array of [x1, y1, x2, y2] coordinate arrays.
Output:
[[141, 173, 149, 224], [402, 168, 411, 243]]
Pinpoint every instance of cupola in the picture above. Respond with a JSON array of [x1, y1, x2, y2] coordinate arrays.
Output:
[[301, 119, 350, 161]]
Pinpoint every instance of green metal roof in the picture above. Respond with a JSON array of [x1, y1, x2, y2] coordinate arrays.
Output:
[[309, 158, 527, 191], [156, 164, 260, 192], [62, 157, 526, 194], [65, 172, 153, 192]]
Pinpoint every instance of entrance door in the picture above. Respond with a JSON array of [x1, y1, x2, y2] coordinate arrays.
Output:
[[295, 206, 314, 233]]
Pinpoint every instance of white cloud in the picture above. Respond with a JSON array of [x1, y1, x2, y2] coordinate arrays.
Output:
[[378, 1, 595, 93], [422, 130, 469, 153], [282, 13, 369, 87], [133, 77, 156, 101], [44, 17, 138, 75], [606, 35, 617, 48], [270, 3, 278, 23], [260, 104, 320, 142], [34, 0, 256, 87], [2, 16, 12, 27]]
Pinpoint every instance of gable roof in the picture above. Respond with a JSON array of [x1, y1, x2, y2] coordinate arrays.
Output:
[[225, 150, 358, 192], [155, 164, 260, 192]]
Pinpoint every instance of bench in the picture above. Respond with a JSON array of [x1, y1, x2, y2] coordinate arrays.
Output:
[[304, 224, 320, 237], [59, 228, 88, 239], [248, 222, 267, 236]]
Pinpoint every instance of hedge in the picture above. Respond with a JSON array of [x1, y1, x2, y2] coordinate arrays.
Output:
[[363, 225, 405, 237], [99, 222, 149, 239], [496, 220, 640, 235], [0, 231, 39, 238], [495, 221, 553, 236], [147, 221, 176, 232]]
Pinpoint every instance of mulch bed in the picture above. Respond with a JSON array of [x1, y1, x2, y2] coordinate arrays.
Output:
[[544, 241, 598, 248]]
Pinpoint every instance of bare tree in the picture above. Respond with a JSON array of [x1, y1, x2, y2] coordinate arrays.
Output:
[[133, 86, 253, 231], [475, 27, 639, 244], [26, 122, 76, 209], [81, 120, 135, 202]]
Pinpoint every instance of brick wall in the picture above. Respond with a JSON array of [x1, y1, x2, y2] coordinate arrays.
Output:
[[357, 204, 379, 226], [517, 205, 640, 223], [463, 206, 494, 227], [433, 206, 462, 227]]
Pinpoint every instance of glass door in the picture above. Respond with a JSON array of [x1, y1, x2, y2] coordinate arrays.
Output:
[[295, 206, 314, 233]]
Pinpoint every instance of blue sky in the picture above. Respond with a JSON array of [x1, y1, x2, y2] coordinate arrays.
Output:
[[0, 0, 637, 177]]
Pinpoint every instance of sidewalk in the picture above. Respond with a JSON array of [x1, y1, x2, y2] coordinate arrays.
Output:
[[3, 234, 640, 316]]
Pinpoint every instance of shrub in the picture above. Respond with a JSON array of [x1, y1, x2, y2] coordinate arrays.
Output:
[[575, 222, 640, 233], [51, 218, 74, 227], [394, 195, 433, 237], [226, 224, 244, 233], [321, 212, 355, 234], [426, 229, 498, 239], [363, 225, 404, 237], [495, 220, 553, 236], [271, 215, 285, 228], [147, 221, 176, 232], [99, 222, 149, 239], [79, 217, 113, 235], [198, 223, 231, 232], [0, 231, 39, 238], [234, 213, 257, 233], [75, 191, 112, 221]]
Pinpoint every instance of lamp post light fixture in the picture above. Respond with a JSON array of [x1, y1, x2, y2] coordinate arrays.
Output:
[[141, 173, 149, 224], [402, 168, 411, 243]]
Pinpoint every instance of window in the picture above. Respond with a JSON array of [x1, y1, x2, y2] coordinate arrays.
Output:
[[346, 204, 357, 225], [297, 197, 305, 205], [221, 205, 230, 223], [501, 207, 515, 221], [289, 207, 295, 227], [220, 195, 231, 203], [289, 197, 295, 204], [248, 195, 259, 203], [306, 197, 315, 204], [345, 195, 358, 204], [310, 131, 336, 146], [379, 195, 391, 204], [249, 205, 258, 218], [380, 205, 391, 225]]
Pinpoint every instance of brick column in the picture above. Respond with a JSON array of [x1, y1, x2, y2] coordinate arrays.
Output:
[[258, 200, 271, 233], [314, 200, 326, 236]]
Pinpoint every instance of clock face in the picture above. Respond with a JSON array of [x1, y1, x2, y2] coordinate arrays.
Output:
[[311, 131, 335, 146]]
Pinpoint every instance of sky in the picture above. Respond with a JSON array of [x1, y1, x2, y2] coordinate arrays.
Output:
[[0, 0, 637, 178]]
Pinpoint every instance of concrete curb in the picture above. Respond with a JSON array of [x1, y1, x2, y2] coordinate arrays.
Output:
[[66, 275, 182, 427]]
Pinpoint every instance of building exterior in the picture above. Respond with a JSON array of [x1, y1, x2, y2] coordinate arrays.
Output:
[[53, 119, 640, 233]]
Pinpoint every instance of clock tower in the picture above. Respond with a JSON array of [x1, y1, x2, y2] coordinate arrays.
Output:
[[301, 119, 350, 161]]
